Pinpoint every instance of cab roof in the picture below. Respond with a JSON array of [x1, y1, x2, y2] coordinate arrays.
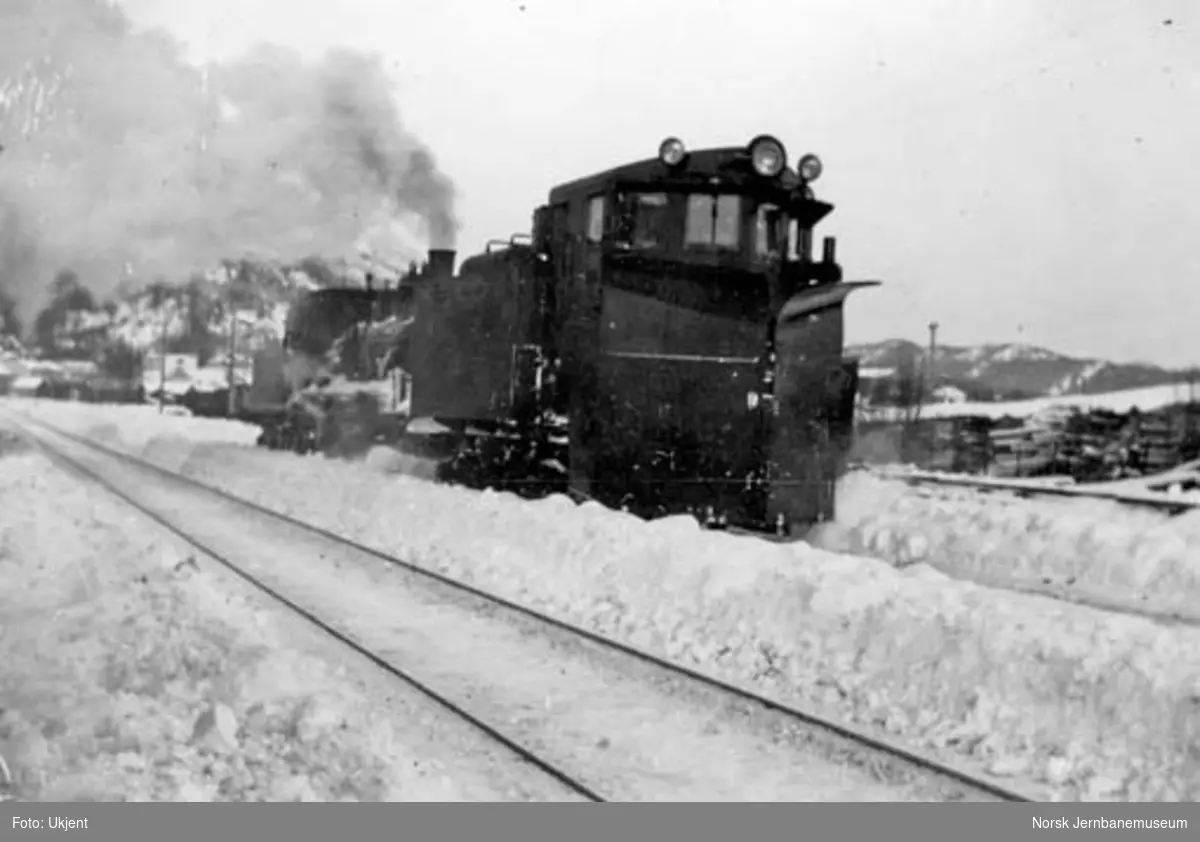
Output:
[[547, 146, 803, 205]]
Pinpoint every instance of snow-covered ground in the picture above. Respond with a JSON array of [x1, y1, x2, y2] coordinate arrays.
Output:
[[15, 398, 1200, 618], [27, 401, 266, 450], [33, 424, 934, 802], [811, 471, 1200, 622], [9, 399, 1200, 801], [913, 379, 1199, 420], [0, 427, 582, 802]]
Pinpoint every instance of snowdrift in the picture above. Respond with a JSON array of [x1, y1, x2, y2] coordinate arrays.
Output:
[[5, 399, 263, 455], [813, 471, 1200, 621], [12, 399, 1200, 801]]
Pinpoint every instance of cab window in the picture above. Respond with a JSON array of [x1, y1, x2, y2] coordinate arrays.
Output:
[[755, 203, 784, 260], [616, 192, 670, 250], [787, 219, 811, 262], [685, 194, 741, 251], [586, 195, 605, 243]]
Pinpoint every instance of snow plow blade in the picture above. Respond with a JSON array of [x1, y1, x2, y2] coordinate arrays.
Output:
[[767, 281, 878, 533]]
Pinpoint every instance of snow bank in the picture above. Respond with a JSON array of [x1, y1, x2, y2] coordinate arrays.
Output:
[[812, 471, 1200, 621], [15, 400, 1200, 801], [3, 398, 263, 453], [25, 398, 1200, 618]]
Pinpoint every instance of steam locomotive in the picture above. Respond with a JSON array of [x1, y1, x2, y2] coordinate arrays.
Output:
[[240, 135, 879, 535]]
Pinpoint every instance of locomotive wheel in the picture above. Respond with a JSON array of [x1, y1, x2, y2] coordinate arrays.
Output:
[[429, 428, 567, 500]]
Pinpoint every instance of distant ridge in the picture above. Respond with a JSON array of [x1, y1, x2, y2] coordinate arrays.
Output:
[[847, 338, 1192, 401]]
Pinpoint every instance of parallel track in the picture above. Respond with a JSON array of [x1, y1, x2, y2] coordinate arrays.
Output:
[[868, 466, 1200, 515], [9, 412, 1036, 803]]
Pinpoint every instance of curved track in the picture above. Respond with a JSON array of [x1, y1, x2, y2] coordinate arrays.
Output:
[[8, 411, 1036, 803]]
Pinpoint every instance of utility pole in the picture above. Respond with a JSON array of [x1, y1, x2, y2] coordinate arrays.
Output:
[[226, 262, 239, 418], [158, 311, 169, 414], [1188, 366, 1197, 455], [927, 320, 939, 400]]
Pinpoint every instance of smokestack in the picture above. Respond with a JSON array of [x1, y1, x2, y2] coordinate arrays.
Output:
[[427, 249, 456, 279], [822, 236, 837, 264]]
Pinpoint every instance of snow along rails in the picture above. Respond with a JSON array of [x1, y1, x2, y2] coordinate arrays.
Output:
[[822, 466, 1200, 628], [859, 465, 1200, 518], [7, 411, 1033, 803], [866, 465, 1200, 515]]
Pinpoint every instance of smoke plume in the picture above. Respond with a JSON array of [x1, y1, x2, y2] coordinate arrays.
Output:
[[0, 0, 457, 328]]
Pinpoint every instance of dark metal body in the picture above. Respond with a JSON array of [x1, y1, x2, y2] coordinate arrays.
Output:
[[401, 144, 877, 533], [244, 139, 877, 534]]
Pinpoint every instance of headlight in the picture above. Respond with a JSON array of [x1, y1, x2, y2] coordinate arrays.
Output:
[[658, 136, 687, 166], [747, 135, 786, 177], [798, 153, 822, 182]]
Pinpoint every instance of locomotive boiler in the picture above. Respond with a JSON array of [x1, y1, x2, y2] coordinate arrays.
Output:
[[244, 134, 879, 536]]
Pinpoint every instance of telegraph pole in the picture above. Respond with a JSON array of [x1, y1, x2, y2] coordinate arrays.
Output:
[[1188, 366, 1197, 454], [158, 311, 169, 414], [226, 262, 239, 418], [927, 320, 939, 399]]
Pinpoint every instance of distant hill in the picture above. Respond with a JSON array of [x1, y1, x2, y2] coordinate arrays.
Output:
[[848, 338, 1194, 401]]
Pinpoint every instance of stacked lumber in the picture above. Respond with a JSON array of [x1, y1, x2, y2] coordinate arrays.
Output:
[[988, 405, 1073, 478]]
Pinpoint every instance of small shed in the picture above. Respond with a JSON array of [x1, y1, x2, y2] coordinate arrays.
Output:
[[10, 375, 52, 399]]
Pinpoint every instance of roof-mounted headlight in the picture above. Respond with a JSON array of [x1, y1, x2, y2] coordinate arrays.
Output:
[[798, 153, 823, 182], [658, 136, 687, 166], [747, 135, 786, 178]]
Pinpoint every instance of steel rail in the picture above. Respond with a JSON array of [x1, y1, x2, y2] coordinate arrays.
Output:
[[871, 467, 1200, 515], [11, 416, 605, 803]]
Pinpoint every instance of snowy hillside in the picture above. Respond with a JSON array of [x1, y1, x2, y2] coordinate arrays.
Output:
[[914, 379, 1200, 421], [0, 254, 419, 400], [53, 255, 414, 363], [848, 338, 1187, 399]]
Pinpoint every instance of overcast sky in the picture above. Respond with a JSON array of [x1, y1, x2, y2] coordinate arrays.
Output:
[[117, 0, 1196, 367]]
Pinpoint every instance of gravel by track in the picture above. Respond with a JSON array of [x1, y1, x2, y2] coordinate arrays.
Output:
[[9, 412, 1035, 803]]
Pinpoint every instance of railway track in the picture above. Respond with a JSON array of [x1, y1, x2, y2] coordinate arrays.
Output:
[[4, 411, 1037, 802], [867, 466, 1200, 515], [840, 465, 1200, 629]]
